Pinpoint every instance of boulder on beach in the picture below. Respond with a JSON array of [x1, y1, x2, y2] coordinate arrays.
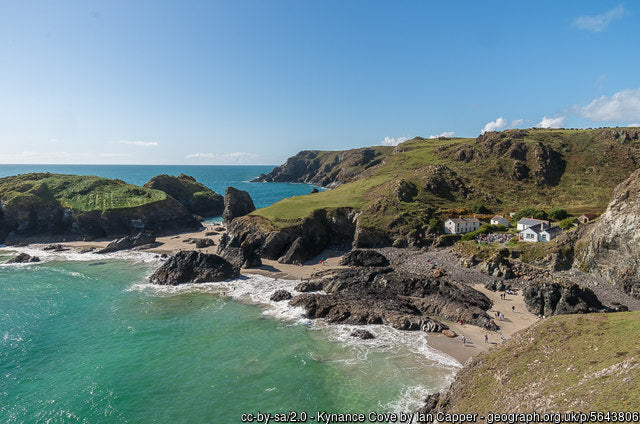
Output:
[[97, 232, 156, 254], [149, 251, 239, 285], [350, 329, 375, 339], [340, 249, 389, 267], [222, 187, 255, 223], [7, 253, 40, 263], [270, 289, 293, 302]]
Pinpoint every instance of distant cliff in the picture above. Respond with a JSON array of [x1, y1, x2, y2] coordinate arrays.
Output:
[[0, 173, 200, 244], [252, 147, 393, 188]]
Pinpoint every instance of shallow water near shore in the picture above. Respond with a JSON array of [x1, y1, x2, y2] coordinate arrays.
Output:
[[1, 254, 457, 423]]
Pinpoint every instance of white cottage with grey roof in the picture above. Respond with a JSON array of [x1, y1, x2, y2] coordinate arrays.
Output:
[[519, 222, 562, 242], [517, 217, 549, 231], [444, 217, 481, 234], [490, 215, 510, 227]]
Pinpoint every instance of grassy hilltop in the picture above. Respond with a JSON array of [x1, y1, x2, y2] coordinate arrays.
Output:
[[432, 312, 640, 412], [254, 128, 640, 232], [0, 173, 167, 212]]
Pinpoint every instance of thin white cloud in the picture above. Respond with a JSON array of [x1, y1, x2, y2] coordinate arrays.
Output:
[[185, 152, 259, 163], [536, 116, 566, 128], [428, 131, 455, 139], [511, 119, 524, 127], [119, 140, 158, 147], [481, 117, 507, 134], [580, 89, 640, 122], [629, 123, 640, 127], [381, 136, 408, 146], [0, 151, 131, 164], [573, 4, 625, 32]]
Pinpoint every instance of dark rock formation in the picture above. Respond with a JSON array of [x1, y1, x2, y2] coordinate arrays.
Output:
[[422, 165, 468, 200], [512, 161, 529, 181], [290, 267, 493, 331], [217, 232, 262, 268], [218, 208, 359, 265], [222, 187, 255, 223], [270, 289, 293, 302], [144, 174, 224, 217], [350, 329, 375, 339], [310, 188, 319, 194], [523, 281, 605, 316], [531, 142, 565, 186], [97, 231, 156, 253], [195, 238, 215, 248], [149, 251, 239, 285], [575, 169, 640, 298], [42, 244, 69, 252], [341, 249, 389, 267], [7, 253, 40, 263], [294, 280, 324, 292], [396, 180, 418, 202]]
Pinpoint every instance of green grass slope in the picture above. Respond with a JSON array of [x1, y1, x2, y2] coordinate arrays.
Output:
[[435, 312, 640, 412], [255, 128, 640, 231], [0, 173, 167, 212]]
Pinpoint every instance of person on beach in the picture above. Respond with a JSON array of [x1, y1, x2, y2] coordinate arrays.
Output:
[[500, 333, 505, 342], [461, 335, 466, 345], [484, 334, 488, 343], [512, 306, 515, 313]]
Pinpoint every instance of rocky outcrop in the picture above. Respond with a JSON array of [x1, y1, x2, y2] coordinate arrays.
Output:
[[340, 249, 389, 267], [290, 267, 493, 331], [218, 208, 359, 265], [144, 174, 224, 217], [7, 253, 40, 263], [523, 281, 605, 316], [222, 187, 255, 223], [531, 142, 565, 186], [97, 231, 156, 253], [575, 169, 640, 298], [148, 251, 239, 285]]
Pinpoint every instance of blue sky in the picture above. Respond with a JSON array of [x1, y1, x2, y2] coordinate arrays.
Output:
[[0, 1, 639, 165]]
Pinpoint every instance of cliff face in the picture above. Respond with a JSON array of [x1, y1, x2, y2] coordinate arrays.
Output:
[[252, 147, 392, 188], [0, 173, 200, 243], [144, 173, 224, 217], [575, 169, 640, 298]]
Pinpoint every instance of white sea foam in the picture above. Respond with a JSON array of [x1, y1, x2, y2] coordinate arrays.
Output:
[[0, 245, 161, 266]]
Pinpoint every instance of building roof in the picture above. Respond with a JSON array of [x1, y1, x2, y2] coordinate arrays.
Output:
[[579, 213, 597, 219], [447, 217, 480, 224], [521, 223, 562, 236], [518, 217, 548, 226], [491, 215, 508, 221]]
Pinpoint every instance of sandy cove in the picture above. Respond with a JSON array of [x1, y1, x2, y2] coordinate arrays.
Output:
[[27, 224, 537, 366]]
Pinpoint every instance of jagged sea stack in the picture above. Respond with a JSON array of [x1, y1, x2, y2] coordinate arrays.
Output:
[[222, 187, 255, 223]]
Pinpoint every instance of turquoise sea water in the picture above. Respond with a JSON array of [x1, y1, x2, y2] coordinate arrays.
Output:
[[0, 165, 458, 423]]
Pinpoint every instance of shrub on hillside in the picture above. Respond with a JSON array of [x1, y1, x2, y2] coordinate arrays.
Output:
[[548, 207, 568, 221], [470, 203, 490, 214], [461, 224, 508, 241], [559, 217, 577, 229], [513, 207, 548, 221]]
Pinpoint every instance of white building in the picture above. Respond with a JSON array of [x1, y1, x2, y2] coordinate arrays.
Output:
[[444, 217, 481, 234], [490, 215, 510, 227], [519, 222, 562, 242], [517, 217, 550, 231]]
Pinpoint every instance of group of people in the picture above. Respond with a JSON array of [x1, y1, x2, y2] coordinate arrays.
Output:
[[474, 232, 514, 245]]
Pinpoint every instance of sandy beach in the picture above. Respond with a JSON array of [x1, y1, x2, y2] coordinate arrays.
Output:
[[23, 229, 538, 367]]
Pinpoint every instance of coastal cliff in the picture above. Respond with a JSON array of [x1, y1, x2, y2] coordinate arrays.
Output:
[[575, 169, 640, 298], [0, 173, 200, 244]]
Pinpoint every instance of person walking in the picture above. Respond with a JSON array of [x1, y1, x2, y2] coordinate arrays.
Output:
[[461, 335, 466, 345], [484, 334, 488, 343]]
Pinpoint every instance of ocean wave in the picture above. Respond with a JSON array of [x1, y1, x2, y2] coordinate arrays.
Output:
[[0, 246, 162, 266]]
